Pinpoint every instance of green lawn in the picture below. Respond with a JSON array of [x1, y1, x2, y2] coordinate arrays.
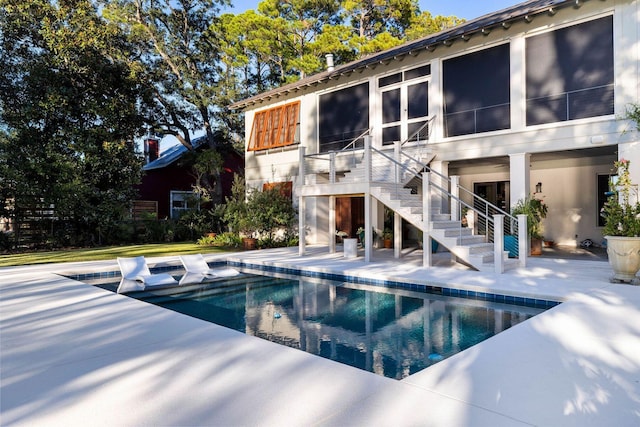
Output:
[[0, 243, 232, 267]]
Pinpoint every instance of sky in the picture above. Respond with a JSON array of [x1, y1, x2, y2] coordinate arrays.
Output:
[[224, 0, 520, 20]]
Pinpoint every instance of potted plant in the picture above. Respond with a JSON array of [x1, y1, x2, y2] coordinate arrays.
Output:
[[382, 228, 393, 248], [238, 215, 259, 250], [511, 195, 548, 256], [601, 158, 640, 283], [356, 227, 379, 248], [356, 227, 365, 248]]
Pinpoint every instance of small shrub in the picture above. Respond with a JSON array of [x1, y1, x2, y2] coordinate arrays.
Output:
[[197, 231, 242, 248]]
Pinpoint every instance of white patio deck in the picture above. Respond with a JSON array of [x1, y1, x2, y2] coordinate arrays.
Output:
[[2, 246, 639, 426]]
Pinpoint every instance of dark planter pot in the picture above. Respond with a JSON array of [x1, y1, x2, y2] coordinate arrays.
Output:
[[383, 239, 392, 248], [242, 237, 257, 250]]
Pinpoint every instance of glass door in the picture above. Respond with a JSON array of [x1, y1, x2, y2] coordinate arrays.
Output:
[[381, 80, 429, 146]]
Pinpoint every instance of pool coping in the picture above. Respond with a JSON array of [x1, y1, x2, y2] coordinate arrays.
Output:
[[64, 259, 561, 310]]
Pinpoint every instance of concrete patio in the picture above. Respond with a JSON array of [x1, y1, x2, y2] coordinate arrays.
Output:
[[1, 246, 639, 426]]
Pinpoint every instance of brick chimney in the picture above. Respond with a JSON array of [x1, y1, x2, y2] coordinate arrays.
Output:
[[144, 136, 160, 163]]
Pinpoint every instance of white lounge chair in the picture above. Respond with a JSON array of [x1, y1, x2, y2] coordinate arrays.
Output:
[[116, 256, 177, 293], [178, 254, 240, 285]]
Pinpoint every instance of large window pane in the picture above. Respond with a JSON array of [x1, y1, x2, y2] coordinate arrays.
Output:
[[408, 82, 428, 119], [443, 44, 511, 137], [526, 16, 614, 126], [319, 83, 370, 152], [382, 126, 400, 145], [382, 88, 401, 124], [407, 120, 428, 142], [379, 73, 402, 88], [404, 65, 431, 81]]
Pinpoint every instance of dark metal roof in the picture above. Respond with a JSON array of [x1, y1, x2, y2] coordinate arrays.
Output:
[[230, 0, 588, 110], [143, 136, 206, 171]]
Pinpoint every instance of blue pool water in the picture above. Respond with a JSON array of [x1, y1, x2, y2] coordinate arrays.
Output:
[[85, 268, 549, 380]]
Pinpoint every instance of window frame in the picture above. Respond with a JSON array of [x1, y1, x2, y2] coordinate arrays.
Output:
[[248, 101, 301, 152], [170, 190, 199, 219]]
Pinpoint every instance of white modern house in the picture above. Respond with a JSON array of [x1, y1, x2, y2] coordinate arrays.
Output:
[[230, 0, 639, 272]]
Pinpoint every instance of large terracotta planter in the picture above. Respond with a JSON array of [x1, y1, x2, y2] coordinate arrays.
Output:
[[242, 237, 257, 250], [530, 238, 543, 256], [605, 236, 640, 284]]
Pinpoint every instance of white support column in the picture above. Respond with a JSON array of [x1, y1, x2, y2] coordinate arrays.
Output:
[[394, 211, 401, 259], [509, 153, 531, 208], [299, 146, 306, 183], [364, 135, 372, 182], [299, 196, 306, 256], [373, 199, 383, 249], [298, 147, 306, 256], [364, 135, 373, 262], [494, 214, 504, 274], [517, 214, 528, 267], [394, 140, 402, 183], [430, 160, 449, 214], [450, 175, 460, 221], [329, 196, 336, 254], [329, 152, 336, 184], [429, 59, 443, 143], [365, 193, 372, 262], [422, 171, 432, 268], [510, 36, 526, 132]]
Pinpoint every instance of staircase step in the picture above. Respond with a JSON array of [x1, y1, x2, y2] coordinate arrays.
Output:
[[464, 242, 494, 254], [455, 235, 487, 245], [431, 220, 464, 229], [433, 227, 473, 238], [470, 251, 495, 264], [430, 213, 450, 221]]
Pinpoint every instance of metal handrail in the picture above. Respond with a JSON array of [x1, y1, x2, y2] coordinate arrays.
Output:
[[398, 149, 515, 221], [303, 128, 371, 161], [338, 128, 372, 152], [400, 116, 435, 147]]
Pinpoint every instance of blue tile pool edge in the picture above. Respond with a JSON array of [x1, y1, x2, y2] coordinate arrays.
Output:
[[63, 259, 561, 310]]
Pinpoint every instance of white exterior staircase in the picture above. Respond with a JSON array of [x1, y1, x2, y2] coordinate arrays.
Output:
[[336, 145, 519, 272], [298, 133, 527, 273]]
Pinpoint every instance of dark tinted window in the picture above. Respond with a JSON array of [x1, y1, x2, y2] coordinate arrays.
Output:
[[382, 88, 401, 123], [404, 64, 431, 81], [319, 82, 370, 152], [382, 126, 400, 145], [408, 82, 428, 119], [443, 44, 511, 137], [526, 16, 614, 125], [379, 73, 402, 88]]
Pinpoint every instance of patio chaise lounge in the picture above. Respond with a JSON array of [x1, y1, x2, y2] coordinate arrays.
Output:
[[178, 254, 240, 285], [116, 256, 178, 293]]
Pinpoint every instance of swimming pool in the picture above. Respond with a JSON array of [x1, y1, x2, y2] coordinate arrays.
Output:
[[77, 265, 554, 380]]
